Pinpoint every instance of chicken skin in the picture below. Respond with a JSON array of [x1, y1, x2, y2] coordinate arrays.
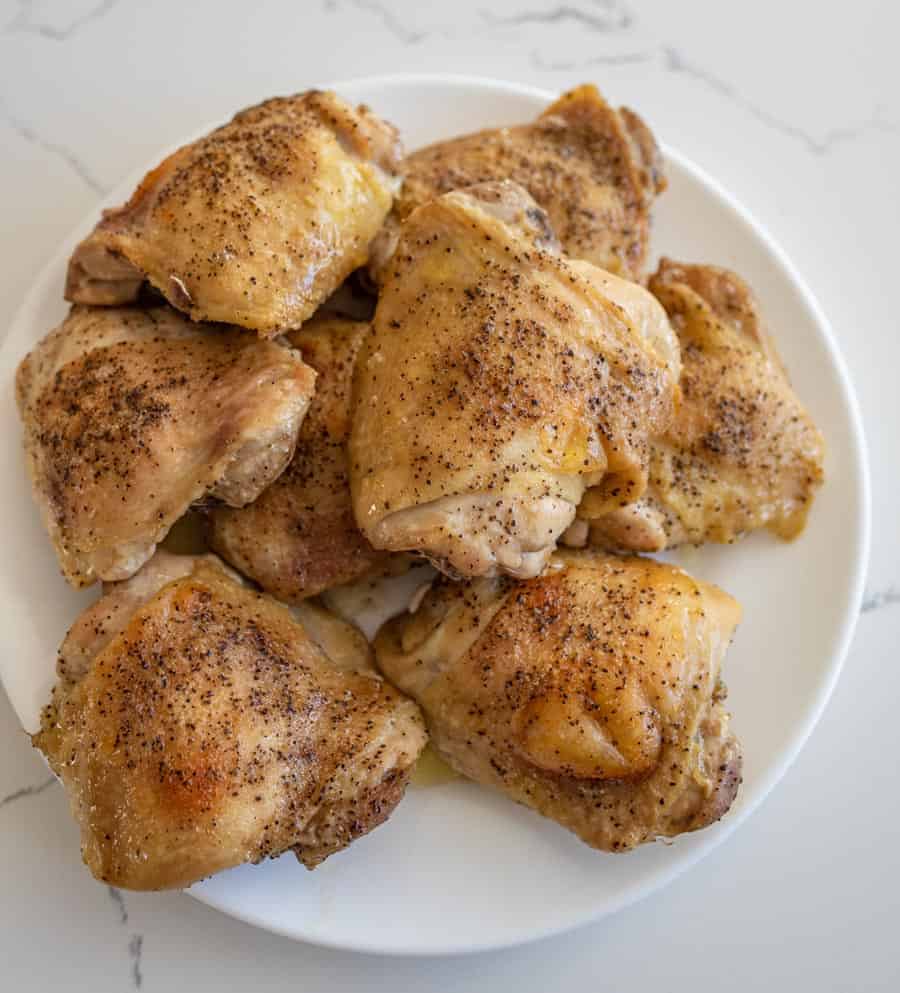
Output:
[[370, 84, 665, 283], [34, 551, 427, 889], [584, 260, 825, 551], [350, 181, 680, 580], [66, 92, 402, 337], [16, 305, 316, 587], [209, 315, 392, 601], [375, 551, 742, 852]]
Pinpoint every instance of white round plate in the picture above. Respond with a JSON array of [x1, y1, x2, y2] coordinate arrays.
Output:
[[0, 75, 869, 956]]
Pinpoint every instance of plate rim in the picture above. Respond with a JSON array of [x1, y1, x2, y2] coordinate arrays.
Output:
[[0, 71, 871, 956]]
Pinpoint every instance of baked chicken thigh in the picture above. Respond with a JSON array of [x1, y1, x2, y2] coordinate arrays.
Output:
[[376, 550, 741, 852], [350, 181, 680, 580], [35, 551, 427, 889], [66, 91, 402, 336], [585, 260, 825, 551], [16, 305, 315, 587], [209, 315, 392, 600], [371, 84, 664, 282]]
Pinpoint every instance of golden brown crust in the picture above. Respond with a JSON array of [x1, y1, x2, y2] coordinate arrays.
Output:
[[66, 91, 402, 336], [587, 259, 825, 550], [374, 83, 664, 282], [35, 552, 427, 889], [209, 315, 393, 601], [293, 764, 413, 868], [350, 181, 680, 579], [16, 305, 316, 588], [375, 551, 742, 852], [654, 259, 771, 351]]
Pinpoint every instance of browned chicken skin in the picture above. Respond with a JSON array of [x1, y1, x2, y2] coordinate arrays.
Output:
[[376, 550, 742, 852], [16, 305, 316, 587], [370, 84, 665, 283], [34, 551, 427, 889], [209, 315, 393, 601], [583, 260, 825, 550], [9, 77, 827, 903], [350, 180, 680, 580], [66, 92, 402, 337]]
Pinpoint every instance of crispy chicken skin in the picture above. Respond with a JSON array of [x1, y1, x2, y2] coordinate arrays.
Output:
[[584, 260, 825, 551], [350, 181, 680, 580], [370, 84, 665, 283], [66, 92, 402, 337], [209, 316, 392, 601], [375, 550, 742, 852], [34, 551, 427, 889], [16, 305, 316, 588]]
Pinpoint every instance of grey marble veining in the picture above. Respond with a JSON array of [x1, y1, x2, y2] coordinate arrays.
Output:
[[861, 587, 900, 613], [530, 49, 653, 71], [129, 935, 144, 989], [0, 102, 107, 193], [103, 885, 145, 990], [659, 45, 900, 157], [0, 0, 897, 989], [321, 0, 900, 160], [337, 0, 429, 45], [0, 773, 55, 809], [107, 885, 128, 925], [482, 2, 633, 33], [4, 0, 120, 41]]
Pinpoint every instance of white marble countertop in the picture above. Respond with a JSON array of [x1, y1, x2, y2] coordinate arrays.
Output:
[[1, 1, 898, 989]]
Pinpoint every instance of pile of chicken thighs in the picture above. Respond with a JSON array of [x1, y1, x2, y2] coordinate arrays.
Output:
[[18, 85, 824, 891]]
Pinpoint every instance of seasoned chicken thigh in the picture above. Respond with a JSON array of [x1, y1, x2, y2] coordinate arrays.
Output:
[[66, 91, 402, 336], [371, 84, 664, 282], [376, 551, 742, 852], [350, 181, 680, 580], [209, 315, 392, 601], [35, 551, 427, 889], [584, 260, 825, 551], [16, 305, 315, 587]]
